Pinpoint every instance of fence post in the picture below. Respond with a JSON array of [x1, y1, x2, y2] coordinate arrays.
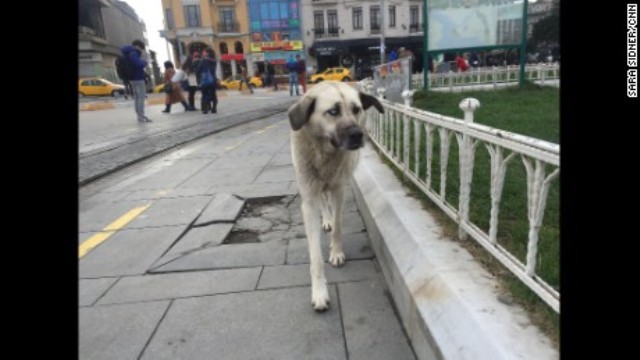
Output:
[[456, 98, 481, 240], [402, 89, 415, 107]]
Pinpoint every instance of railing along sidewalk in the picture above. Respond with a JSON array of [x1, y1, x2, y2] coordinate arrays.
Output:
[[412, 62, 560, 90], [360, 82, 560, 312]]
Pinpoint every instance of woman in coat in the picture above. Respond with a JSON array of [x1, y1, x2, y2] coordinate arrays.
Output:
[[161, 61, 190, 113]]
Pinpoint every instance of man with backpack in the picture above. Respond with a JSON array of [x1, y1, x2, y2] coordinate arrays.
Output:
[[119, 39, 152, 123]]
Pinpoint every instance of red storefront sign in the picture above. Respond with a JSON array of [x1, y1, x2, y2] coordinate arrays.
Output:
[[220, 53, 245, 61]]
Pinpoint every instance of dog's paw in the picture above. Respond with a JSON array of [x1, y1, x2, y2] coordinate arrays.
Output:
[[311, 285, 330, 311], [329, 250, 345, 267], [322, 218, 332, 232]]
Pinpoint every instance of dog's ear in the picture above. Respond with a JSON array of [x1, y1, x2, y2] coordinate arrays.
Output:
[[288, 96, 316, 131], [359, 92, 385, 114]]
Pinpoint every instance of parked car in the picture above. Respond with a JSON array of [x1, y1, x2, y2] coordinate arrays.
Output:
[[219, 75, 262, 90], [309, 67, 352, 83], [78, 78, 125, 97]]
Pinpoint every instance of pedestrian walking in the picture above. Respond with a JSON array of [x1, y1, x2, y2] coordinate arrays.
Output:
[[295, 54, 307, 94], [238, 66, 254, 94], [266, 61, 277, 91], [181, 52, 200, 111], [196, 48, 218, 114], [120, 39, 152, 122], [286, 55, 299, 96], [161, 61, 190, 114]]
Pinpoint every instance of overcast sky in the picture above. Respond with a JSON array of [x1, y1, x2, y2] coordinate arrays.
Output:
[[123, 0, 173, 66]]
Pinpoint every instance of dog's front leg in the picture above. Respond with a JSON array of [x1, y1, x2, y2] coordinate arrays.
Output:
[[328, 186, 346, 267], [301, 196, 330, 311]]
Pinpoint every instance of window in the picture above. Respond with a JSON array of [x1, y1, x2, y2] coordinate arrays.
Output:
[[410, 6, 419, 26], [352, 7, 362, 30], [220, 8, 235, 32], [220, 42, 228, 55], [184, 5, 200, 27], [165, 8, 174, 30], [389, 6, 396, 28], [314, 11, 324, 35], [328, 10, 338, 34], [370, 6, 380, 33]]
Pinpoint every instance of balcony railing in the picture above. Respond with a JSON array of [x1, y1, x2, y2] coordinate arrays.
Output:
[[370, 24, 381, 34], [218, 22, 239, 33], [409, 23, 422, 33]]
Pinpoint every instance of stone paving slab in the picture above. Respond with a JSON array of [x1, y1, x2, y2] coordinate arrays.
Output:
[[268, 153, 293, 166], [80, 226, 185, 278], [208, 154, 274, 169], [140, 286, 346, 360], [194, 193, 245, 225], [158, 223, 234, 264], [79, 277, 119, 306], [286, 232, 374, 265], [205, 182, 296, 199], [339, 280, 416, 360], [79, 199, 151, 233], [253, 165, 297, 184], [80, 301, 170, 360], [125, 195, 213, 229], [152, 241, 287, 273], [258, 259, 380, 289], [98, 267, 262, 305], [121, 187, 213, 201], [122, 158, 214, 191], [178, 165, 264, 189]]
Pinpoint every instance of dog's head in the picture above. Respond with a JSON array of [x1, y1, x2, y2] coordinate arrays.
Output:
[[288, 81, 384, 150]]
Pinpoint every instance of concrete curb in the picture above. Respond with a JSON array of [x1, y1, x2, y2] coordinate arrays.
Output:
[[350, 145, 558, 360]]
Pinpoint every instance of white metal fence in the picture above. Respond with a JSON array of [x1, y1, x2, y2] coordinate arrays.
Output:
[[412, 63, 560, 91], [359, 84, 560, 312]]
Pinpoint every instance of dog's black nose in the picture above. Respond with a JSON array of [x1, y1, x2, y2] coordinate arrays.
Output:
[[346, 126, 363, 149]]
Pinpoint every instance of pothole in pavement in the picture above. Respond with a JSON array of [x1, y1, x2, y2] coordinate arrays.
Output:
[[224, 195, 301, 244]]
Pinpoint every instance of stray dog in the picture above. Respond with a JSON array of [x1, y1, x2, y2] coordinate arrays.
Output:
[[288, 81, 384, 311]]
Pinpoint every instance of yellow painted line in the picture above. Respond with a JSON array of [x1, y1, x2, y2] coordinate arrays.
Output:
[[79, 204, 151, 259], [256, 124, 277, 134]]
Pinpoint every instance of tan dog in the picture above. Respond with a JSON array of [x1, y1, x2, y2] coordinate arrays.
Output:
[[288, 81, 384, 311]]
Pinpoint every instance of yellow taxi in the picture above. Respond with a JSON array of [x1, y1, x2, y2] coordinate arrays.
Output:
[[309, 67, 352, 83], [153, 83, 165, 93], [78, 78, 126, 97], [219, 75, 263, 90]]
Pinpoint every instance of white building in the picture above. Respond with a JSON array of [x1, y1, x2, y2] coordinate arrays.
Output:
[[299, 0, 424, 79]]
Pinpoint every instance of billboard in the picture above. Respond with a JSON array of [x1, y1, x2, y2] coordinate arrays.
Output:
[[428, 1, 524, 51], [372, 57, 413, 104]]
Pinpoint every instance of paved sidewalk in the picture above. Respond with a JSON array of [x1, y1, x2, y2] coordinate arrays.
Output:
[[79, 113, 416, 359]]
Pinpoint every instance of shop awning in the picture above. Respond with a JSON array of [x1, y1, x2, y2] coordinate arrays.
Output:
[[310, 41, 346, 56]]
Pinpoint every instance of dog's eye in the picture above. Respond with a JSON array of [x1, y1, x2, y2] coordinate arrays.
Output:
[[352, 106, 361, 115], [326, 108, 340, 116]]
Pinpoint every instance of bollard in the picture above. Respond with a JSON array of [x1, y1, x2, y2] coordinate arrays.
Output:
[[376, 87, 386, 100]]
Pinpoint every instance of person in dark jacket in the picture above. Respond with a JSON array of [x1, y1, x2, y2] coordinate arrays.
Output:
[[181, 52, 200, 111], [195, 48, 218, 114], [266, 61, 277, 90], [121, 39, 151, 122]]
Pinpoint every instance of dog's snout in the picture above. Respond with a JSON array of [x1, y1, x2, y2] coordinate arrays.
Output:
[[346, 126, 363, 149]]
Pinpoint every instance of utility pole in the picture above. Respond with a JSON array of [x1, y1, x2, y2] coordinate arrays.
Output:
[[380, 0, 385, 65]]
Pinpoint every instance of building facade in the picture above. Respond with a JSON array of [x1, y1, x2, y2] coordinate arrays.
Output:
[[247, 0, 304, 76], [300, 0, 424, 78], [79, 0, 156, 85], [161, 0, 252, 79]]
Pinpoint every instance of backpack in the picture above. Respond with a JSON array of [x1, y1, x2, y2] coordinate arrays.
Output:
[[115, 55, 135, 81]]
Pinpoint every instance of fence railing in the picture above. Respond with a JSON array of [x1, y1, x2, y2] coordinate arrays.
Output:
[[412, 63, 560, 90], [359, 83, 560, 312]]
